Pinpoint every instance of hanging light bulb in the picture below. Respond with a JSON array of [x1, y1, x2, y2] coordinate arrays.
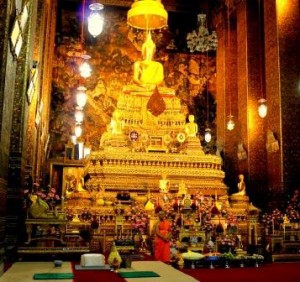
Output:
[[79, 54, 92, 78], [75, 109, 84, 124], [84, 141, 91, 158], [226, 115, 235, 131], [226, 4, 235, 132], [258, 98, 267, 118], [88, 3, 104, 37], [257, 1, 267, 119], [76, 86, 87, 109], [75, 125, 82, 137], [71, 135, 77, 144], [204, 128, 212, 142]]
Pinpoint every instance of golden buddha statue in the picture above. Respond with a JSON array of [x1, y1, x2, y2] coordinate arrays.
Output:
[[133, 32, 163, 88], [159, 173, 169, 193], [124, 32, 174, 95], [110, 110, 123, 135], [230, 174, 250, 209], [232, 174, 246, 196], [185, 114, 198, 137], [177, 180, 187, 196]]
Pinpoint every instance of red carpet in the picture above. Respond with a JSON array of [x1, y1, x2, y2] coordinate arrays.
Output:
[[4, 260, 300, 282], [181, 262, 300, 282], [71, 261, 300, 282], [72, 262, 126, 281]]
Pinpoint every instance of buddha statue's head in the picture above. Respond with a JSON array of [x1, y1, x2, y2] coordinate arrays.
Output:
[[188, 114, 195, 123]]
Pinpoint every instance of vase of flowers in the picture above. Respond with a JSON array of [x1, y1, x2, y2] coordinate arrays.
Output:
[[130, 204, 149, 235], [24, 180, 61, 218], [218, 235, 237, 253]]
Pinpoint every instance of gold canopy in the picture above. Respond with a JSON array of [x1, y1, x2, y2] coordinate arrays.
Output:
[[127, 0, 168, 30]]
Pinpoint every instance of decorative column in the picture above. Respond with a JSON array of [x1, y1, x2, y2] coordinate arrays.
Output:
[[264, 0, 300, 195]]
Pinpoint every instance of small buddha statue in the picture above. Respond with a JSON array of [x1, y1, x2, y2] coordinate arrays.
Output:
[[159, 174, 169, 193], [74, 174, 85, 193], [177, 180, 187, 196], [283, 214, 290, 224], [185, 114, 198, 137], [110, 111, 123, 135], [232, 174, 246, 196]]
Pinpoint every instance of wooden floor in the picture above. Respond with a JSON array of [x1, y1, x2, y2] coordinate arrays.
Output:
[[1, 261, 73, 282]]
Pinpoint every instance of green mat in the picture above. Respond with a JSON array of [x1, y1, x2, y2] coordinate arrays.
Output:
[[33, 273, 74, 280], [119, 271, 160, 278]]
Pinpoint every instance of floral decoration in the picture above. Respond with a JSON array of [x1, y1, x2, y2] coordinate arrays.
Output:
[[24, 179, 61, 211], [219, 235, 237, 250], [285, 190, 300, 222], [130, 204, 149, 234], [259, 190, 300, 231]]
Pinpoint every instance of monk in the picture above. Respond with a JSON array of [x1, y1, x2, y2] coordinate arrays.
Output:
[[154, 210, 172, 263]]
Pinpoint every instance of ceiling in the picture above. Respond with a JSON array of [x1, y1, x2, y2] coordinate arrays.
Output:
[[57, 0, 219, 14], [57, 0, 220, 37]]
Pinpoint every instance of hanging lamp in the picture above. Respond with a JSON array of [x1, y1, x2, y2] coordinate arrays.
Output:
[[257, 0, 267, 118], [258, 98, 267, 118], [75, 109, 84, 124], [204, 128, 212, 143], [226, 3, 235, 131], [226, 115, 235, 131], [204, 51, 212, 143], [71, 135, 77, 144], [88, 3, 104, 37], [76, 86, 87, 109], [79, 54, 92, 78], [75, 125, 83, 137]]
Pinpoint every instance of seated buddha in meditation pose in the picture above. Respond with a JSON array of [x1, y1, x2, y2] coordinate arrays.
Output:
[[232, 174, 246, 196], [133, 32, 164, 90], [185, 114, 198, 137], [159, 173, 169, 194]]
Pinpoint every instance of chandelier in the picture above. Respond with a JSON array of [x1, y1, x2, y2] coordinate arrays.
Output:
[[186, 14, 218, 53]]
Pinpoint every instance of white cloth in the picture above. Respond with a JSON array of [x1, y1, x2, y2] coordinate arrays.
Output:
[[80, 253, 105, 267]]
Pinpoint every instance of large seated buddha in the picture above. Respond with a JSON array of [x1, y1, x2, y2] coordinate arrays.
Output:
[[123, 32, 174, 96]]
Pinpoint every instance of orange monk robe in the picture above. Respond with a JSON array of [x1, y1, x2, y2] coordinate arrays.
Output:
[[154, 220, 171, 262]]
